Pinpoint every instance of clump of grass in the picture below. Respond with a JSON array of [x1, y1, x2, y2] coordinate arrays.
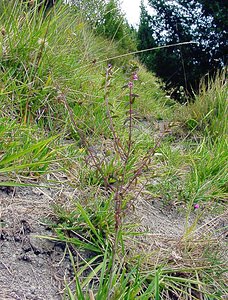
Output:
[[0, 117, 59, 178], [61, 219, 227, 299], [147, 71, 228, 207], [175, 71, 228, 205], [184, 137, 228, 204], [180, 70, 227, 139]]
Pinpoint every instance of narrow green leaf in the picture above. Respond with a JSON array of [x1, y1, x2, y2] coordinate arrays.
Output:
[[76, 203, 103, 246], [155, 270, 160, 300], [0, 135, 58, 166]]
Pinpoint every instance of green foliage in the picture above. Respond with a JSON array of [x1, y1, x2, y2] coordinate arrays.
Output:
[[53, 200, 114, 254], [0, 0, 63, 127], [138, 0, 227, 100], [195, 0, 228, 42], [98, 0, 124, 40], [177, 71, 228, 203], [63, 242, 226, 299], [182, 70, 227, 138], [186, 138, 228, 203], [0, 0, 119, 132], [71, 0, 137, 52], [97, 0, 136, 51], [0, 118, 58, 176], [69, 0, 106, 27], [145, 71, 227, 206], [137, 2, 157, 70]]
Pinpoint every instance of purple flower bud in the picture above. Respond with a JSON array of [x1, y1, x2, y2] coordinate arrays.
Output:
[[108, 63, 112, 69], [128, 81, 133, 88], [132, 73, 138, 80], [194, 203, 199, 209]]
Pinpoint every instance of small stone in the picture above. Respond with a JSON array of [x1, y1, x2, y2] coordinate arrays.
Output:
[[14, 235, 22, 242], [19, 254, 32, 262], [22, 242, 32, 253]]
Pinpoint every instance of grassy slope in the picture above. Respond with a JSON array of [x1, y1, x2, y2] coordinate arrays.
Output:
[[0, 1, 227, 299]]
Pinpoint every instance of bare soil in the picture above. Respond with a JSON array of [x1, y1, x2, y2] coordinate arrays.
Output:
[[0, 185, 73, 300]]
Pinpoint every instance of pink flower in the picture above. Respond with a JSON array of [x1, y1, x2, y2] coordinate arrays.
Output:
[[132, 73, 138, 80], [128, 81, 133, 88], [194, 203, 199, 209]]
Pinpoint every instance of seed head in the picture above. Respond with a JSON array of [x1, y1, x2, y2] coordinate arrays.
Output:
[[38, 38, 48, 47], [1, 27, 6, 36], [29, 0, 35, 6]]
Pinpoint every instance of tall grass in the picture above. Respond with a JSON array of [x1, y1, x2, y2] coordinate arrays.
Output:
[[178, 70, 228, 204], [182, 70, 227, 139]]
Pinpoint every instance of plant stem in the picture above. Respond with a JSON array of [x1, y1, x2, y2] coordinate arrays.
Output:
[[104, 67, 126, 160]]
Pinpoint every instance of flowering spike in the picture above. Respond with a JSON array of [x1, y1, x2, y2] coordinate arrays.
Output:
[[128, 81, 133, 88], [132, 73, 138, 81]]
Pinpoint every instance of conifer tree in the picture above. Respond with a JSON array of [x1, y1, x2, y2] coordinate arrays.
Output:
[[138, 0, 227, 100]]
